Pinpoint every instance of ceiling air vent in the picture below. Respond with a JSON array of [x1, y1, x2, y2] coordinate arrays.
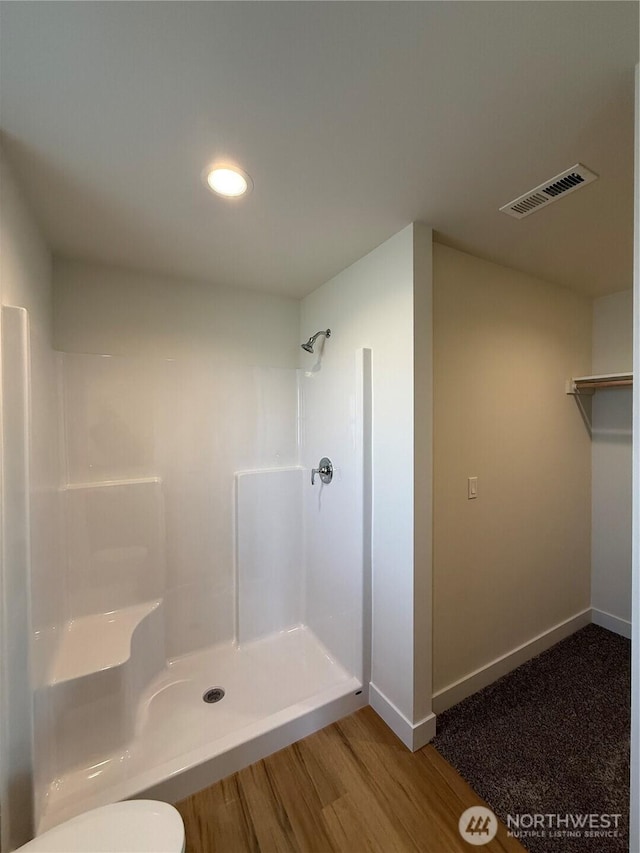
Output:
[[499, 163, 598, 220]]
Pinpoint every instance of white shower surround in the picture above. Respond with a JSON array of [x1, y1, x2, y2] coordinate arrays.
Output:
[[0, 220, 433, 841], [35, 347, 370, 832], [40, 626, 362, 832]]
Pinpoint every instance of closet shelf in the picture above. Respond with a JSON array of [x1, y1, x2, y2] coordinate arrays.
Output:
[[566, 372, 632, 395]]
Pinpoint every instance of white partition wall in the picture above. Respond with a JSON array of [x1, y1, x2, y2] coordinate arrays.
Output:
[[300, 223, 434, 749], [591, 290, 633, 638]]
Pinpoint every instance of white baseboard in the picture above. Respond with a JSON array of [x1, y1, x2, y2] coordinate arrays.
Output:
[[432, 608, 592, 714], [369, 682, 436, 751], [591, 608, 632, 639]]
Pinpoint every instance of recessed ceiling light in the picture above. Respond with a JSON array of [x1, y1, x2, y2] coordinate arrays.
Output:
[[205, 165, 252, 198]]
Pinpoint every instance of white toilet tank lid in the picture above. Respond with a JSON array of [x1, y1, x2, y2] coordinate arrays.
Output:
[[18, 800, 185, 853]]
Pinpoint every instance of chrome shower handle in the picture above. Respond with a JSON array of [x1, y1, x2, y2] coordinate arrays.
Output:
[[311, 457, 333, 485]]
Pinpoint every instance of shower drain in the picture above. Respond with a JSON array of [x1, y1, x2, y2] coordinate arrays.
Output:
[[202, 687, 225, 704]]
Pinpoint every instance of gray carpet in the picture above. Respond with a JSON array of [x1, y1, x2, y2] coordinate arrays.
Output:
[[433, 625, 631, 853]]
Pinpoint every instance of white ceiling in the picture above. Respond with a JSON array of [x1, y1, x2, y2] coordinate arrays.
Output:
[[0, 2, 637, 298]]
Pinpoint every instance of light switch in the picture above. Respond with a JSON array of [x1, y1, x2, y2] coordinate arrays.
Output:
[[468, 477, 478, 499]]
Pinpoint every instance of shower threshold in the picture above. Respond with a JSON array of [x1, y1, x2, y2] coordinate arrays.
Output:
[[39, 626, 364, 834]]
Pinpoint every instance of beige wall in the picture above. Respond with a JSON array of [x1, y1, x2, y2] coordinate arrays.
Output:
[[432, 243, 592, 696]]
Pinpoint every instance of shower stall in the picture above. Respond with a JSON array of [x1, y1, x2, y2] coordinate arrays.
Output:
[[14, 329, 371, 833], [1, 213, 430, 849]]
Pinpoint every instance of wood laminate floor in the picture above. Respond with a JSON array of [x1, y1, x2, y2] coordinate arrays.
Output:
[[176, 706, 526, 853]]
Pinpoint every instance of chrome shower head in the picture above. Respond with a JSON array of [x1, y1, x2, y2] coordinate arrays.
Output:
[[301, 329, 331, 353]]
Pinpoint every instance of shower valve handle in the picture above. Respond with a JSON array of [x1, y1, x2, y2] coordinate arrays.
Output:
[[311, 457, 333, 485]]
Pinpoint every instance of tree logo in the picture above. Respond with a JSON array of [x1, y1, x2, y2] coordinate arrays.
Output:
[[458, 806, 498, 846]]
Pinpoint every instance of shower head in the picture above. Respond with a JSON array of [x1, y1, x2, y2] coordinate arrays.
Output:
[[301, 329, 331, 353]]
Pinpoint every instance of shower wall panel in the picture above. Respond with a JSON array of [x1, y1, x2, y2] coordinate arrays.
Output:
[[64, 480, 164, 618], [59, 353, 298, 658], [0, 306, 35, 847], [236, 467, 304, 643], [1, 154, 67, 844], [299, 349, 369, 680]]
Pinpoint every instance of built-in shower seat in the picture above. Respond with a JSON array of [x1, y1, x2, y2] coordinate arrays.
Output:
[[50, 600, 162, 684], [43, 599, 165, 777]]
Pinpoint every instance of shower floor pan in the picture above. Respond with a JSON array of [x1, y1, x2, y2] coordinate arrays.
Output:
[[39, 626, 364, 833]]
